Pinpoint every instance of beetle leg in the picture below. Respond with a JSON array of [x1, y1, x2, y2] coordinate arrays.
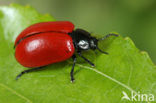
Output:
[[16, 67, 44, 80], [70, 55, 76, 83], [78, 52, 95, 67]]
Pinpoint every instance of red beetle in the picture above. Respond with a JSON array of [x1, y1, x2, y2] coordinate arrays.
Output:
[[15, 21, 118, 82]]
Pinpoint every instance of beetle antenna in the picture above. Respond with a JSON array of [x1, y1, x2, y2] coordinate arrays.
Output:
[[96, 33, 118, 55], [98, 34, 118, 41], [96, 47, 108, 55]]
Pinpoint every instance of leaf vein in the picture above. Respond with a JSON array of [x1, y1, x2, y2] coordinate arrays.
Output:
[[0, 83, 32, 103], [76, 64, 137, 94], [127, 66, 133, 86]]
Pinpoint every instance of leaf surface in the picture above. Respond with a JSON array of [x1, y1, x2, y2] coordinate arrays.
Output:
[[0, 4, 155, 103]]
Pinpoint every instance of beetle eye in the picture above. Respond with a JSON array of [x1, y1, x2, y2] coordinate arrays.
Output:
[[78, 40, 89, 49]]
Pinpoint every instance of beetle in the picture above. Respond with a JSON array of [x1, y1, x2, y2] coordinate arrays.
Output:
[[14, 21, 118, 82]]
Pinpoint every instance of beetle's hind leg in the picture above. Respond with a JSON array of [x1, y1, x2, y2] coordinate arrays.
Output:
[[16, 67, 44, 80]]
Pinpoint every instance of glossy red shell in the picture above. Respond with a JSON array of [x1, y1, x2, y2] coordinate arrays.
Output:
[[15, 21, 74, 45], [15, 21, 75, 67]]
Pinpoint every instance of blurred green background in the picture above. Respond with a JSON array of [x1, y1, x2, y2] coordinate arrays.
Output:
[[0, 0, 156, 63]]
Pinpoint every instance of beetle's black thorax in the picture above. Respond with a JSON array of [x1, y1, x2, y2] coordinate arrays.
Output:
[[68, 29, 98, 51]]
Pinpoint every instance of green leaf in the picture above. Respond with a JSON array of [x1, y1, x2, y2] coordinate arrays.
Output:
[[0, 4, 156, 103]]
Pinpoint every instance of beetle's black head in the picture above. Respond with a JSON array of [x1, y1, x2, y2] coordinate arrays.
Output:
[[69, 29, 108, 54], [88, 36, 98, 50]]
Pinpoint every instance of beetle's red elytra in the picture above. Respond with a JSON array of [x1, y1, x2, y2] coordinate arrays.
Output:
[[15, 21, 118, 82]]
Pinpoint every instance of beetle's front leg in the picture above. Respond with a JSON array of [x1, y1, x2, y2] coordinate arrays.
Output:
[[78, 52, 95, 67]]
